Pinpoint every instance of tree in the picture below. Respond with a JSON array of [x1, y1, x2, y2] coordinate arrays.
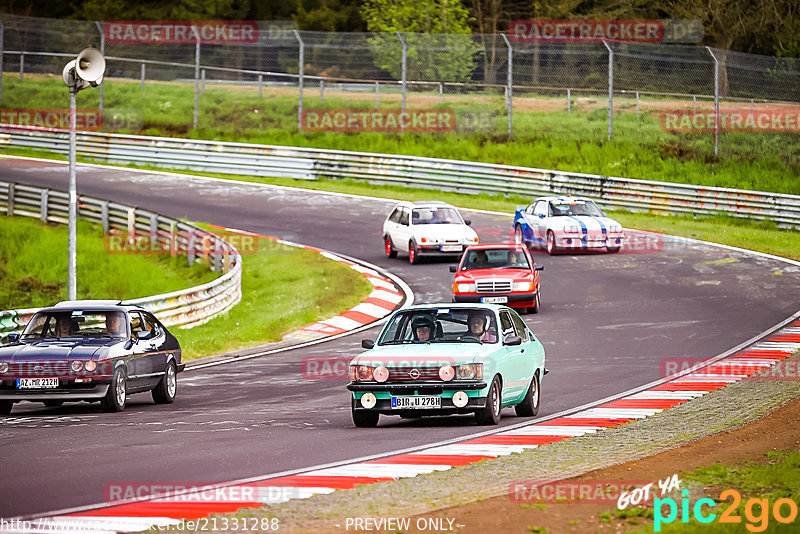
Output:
[[293, 0, 365, 32], [361, 0, 481, 83]]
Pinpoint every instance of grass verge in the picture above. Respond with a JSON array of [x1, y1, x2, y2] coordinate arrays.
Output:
[[3, 73, 798, 195]]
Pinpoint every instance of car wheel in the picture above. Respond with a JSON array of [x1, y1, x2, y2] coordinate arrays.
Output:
[[152, 361, 177, 404], [101, 367, 127, 413], [607, 245, 621, 253], [409, 240, 421, 264], [0, 401, 12, 415], [546, 231, 558, 255], [531, 291, 541, 314], [384, 235, 397, 258], [515, 372, 541, 417], [475, 376, 502, 425], [352, 401, 380, 428], [43, 400, 64, 407], [514, 224, 525, 246]]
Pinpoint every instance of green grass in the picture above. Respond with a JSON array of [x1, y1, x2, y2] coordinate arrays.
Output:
[[172, 234, 373, 360], [0, 215, 216, 309], [3, 73, 799, 195], [627, 450, 800, 533]]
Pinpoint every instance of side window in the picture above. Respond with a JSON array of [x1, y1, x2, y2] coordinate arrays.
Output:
[[143, 313, 162, 337], [533, 201, 547, 218], [509, 312, 528, 341], [129, 312, 145, 335], [398, 208, 409, 226], [499, 312, 515, 340], [525, 203, 535, 215], [388, 208, 402, 223]]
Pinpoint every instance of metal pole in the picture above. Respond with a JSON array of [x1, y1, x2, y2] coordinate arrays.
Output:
[[140, 63, 145, 88], [501, 33, 513, 139], [396, 32, 407, 114], [693, 95, 696, 116], [19, 51, 23, 81], [636, 91, 639, 119], [258, 74, 263, 97], [68, 84, 77, 300], [194, 31, 200, 130], [375, 81, 379, 108], [201, 68, 206, 94], [0, 21, 4, 107], [94, 21, 105, 117], [750, 99, 754, 122], [567, 88, 571, 114], [439, 82, 443, 104], [319, 79, 324, 104], [706, 47, 719, 155], [293, 30, 304, 132], [602, 40, 613, 140]]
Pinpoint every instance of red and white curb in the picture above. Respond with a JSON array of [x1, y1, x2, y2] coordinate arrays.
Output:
[[12, 318, 799, 533]]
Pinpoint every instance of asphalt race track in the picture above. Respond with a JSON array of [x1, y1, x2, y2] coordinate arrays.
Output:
[[2, 157, 800, 519]]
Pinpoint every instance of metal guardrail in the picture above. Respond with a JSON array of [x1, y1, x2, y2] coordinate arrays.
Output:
[[0, 177, 242, 335], [2, 125, 799, 228]]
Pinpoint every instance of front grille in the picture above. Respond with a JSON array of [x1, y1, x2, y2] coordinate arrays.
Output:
[[4, 361, 70, 377], [476, 280, 512, 293], [387, 366, 441, 381]]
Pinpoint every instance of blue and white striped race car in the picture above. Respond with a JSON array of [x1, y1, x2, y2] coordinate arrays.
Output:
[[513, 196, 625, 255]]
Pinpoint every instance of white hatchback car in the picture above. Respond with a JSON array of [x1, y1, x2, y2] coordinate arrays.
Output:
[[383, 201, 479, 264]]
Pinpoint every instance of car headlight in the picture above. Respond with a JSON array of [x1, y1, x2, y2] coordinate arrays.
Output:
[[608, 224, 623, 234], [456, 282, 476, 293], [512, 281, 532, 292], [70, 361, 83, 373], [456, 364, 483, 380], [373, 366, 389, 383], [350, 365, 373, 382], [563, 225, 580, 233], [0, 361, 7, 374], [420, 237, 436, 244], [84, 360, 97, 372], [439, 365, 455, 381]]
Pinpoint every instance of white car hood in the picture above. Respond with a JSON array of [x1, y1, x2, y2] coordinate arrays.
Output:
[[547, 215, 621, 232], [411, 224, 477, 241]]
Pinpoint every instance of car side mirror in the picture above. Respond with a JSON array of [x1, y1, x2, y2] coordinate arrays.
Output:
[[537, 213, 545, 219], [504, 334, 522, 346], [601, 211, 607, 216], [361, 339, 375, 350], [135, 330, 155, 341], [124, 338, 136, 350], [464, 219, 472, 226], [449, 265, 457, 273], [534, 265, 544, 271], [6, 333, 19, 343]]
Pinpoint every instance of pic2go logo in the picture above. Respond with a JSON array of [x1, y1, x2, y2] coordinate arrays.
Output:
[[654, 489, 799, 532]]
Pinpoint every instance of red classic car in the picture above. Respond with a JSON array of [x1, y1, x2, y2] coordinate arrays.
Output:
[[450, 244, 544, 314]]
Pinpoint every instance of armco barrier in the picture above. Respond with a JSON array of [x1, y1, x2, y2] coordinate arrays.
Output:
[[0, 179, 242, 334], [2, 125, 799, 228]]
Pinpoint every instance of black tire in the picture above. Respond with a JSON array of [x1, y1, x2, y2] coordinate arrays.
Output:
[[546, 231, 558, 255], [475, 376, 502, 425], [514, 224, 525, 246], [152, 361, 177, 404], [607, 245, 621, 253], [352, 406, 380, 428], [531, 291, 541, 314], [384, 235, 397, 258], [43, 400, 64, 407], [515, 372, 541, 417], [0, 401, 12, 415], [101, 367, 127, 413], [409, 240, 421, 264]]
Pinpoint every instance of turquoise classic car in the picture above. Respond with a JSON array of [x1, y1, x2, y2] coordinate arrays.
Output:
[[347, 303, 546, 427]]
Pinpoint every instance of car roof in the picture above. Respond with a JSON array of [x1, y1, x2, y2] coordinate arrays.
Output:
[[41, 300, 144, 313], [464, 243, 529, 251], [396, 302, 511, 314], [533, 195, 597, 203], [393, 200, 455, 209]]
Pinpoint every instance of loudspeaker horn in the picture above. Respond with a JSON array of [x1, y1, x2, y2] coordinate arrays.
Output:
[[75, 47, 106, 85]]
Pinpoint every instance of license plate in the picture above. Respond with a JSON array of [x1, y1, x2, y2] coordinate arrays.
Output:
[[17, 378, 59, 389], [391, 396, 441, 409], [440, 245, 462, 252], [481, 296, 508, 304]]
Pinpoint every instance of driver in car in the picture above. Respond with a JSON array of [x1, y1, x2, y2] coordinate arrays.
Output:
[[463, 312, 497, 343], [105, 312, 126, 338], [411, 316, 435, 342]]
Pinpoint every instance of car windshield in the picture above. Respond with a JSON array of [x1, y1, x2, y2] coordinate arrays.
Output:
[[411, 207, 462, 225], [378, 308, 498, 345], [21, 310, 128, 339], [460, 248, 530, 270], [550, 200, 604, 217]]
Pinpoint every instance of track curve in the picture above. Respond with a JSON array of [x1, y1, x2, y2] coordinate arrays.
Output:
[[1, 157, 800, 518]]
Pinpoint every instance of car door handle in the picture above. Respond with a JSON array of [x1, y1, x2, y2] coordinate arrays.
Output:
[[148, 344, 156, 350]]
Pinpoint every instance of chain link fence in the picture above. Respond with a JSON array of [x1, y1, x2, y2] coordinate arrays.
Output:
[[1, 13, 799, 151]]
